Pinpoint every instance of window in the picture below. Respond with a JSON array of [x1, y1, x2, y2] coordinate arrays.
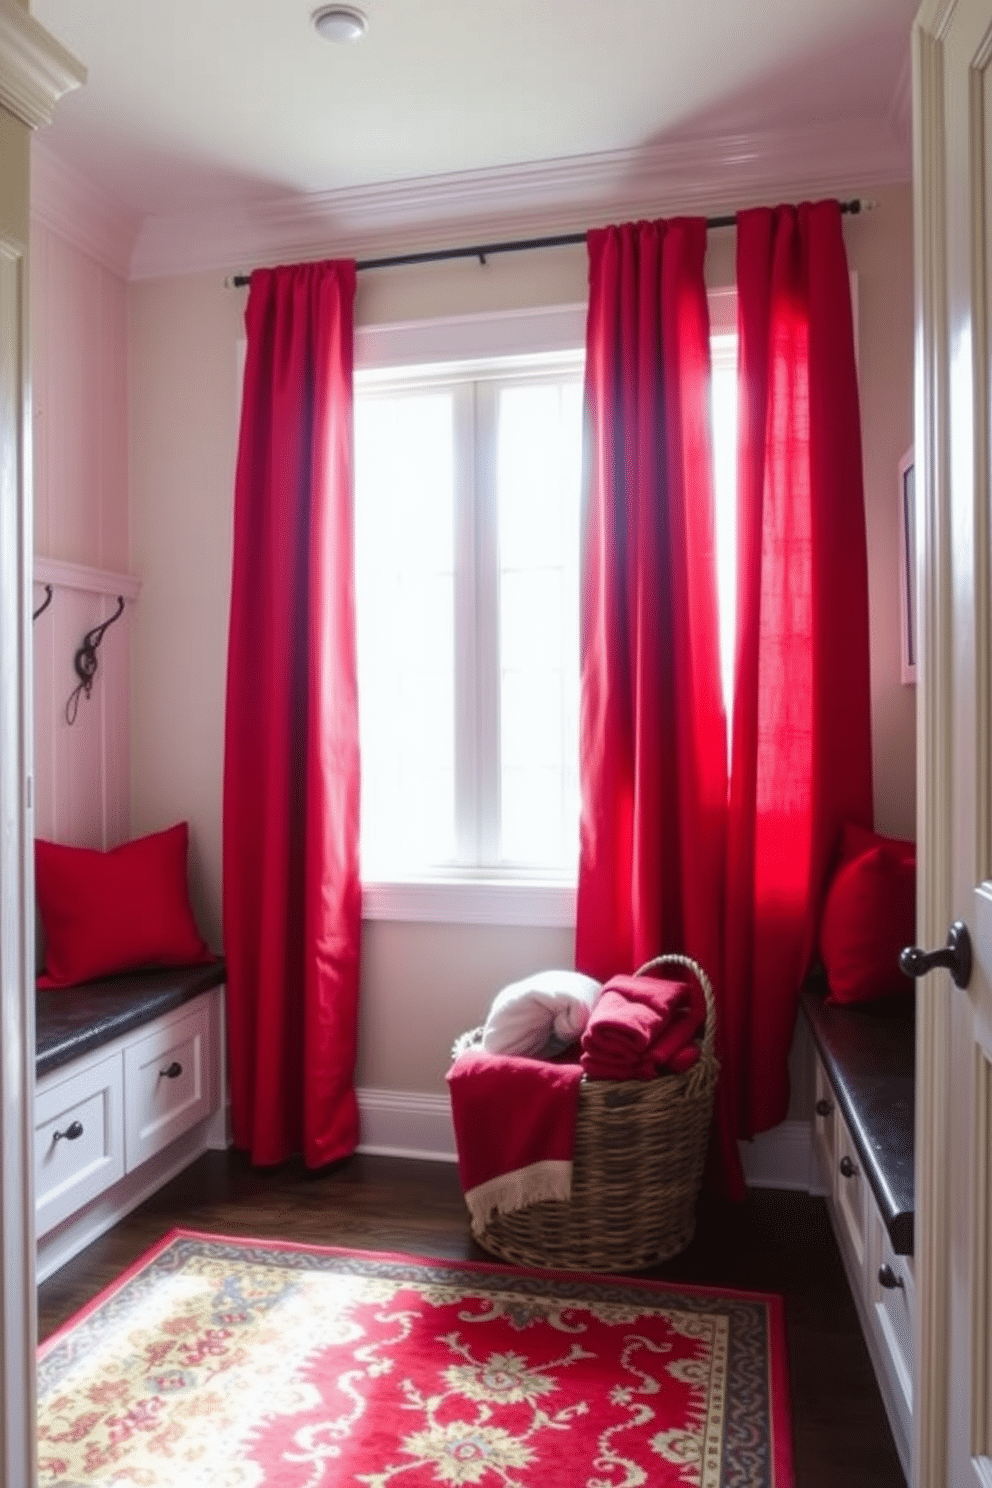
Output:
[[353, 300, 739, 924], [355, 348, 583, 896]]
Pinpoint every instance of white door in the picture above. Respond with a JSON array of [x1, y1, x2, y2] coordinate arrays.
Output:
[[914, 2, 992, 1483]]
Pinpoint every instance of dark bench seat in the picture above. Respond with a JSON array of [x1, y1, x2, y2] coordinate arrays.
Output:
[[801, 981, 915, 1255], [36, 960, 226, 1079]]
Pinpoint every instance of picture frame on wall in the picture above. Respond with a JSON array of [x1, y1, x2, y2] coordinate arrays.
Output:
[[899, 447, 916, 685]]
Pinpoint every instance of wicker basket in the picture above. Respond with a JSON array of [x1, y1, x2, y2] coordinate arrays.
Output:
[[464, 954, 718, 1272]]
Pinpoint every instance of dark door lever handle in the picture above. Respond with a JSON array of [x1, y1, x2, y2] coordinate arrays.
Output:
[[900, 920, 972, 989]]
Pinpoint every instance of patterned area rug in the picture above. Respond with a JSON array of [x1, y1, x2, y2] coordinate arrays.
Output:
[[38, 1230, 793, 1487]]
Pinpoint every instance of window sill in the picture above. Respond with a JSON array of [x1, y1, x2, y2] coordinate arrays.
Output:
[[361, 878, 576, 928]]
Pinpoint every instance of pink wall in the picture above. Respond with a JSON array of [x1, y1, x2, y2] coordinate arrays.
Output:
[[30, 225, 133, 850], [31, 222, 129, 572]]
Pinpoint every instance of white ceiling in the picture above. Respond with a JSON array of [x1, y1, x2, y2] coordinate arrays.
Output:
[[27, 1, 918, 277]]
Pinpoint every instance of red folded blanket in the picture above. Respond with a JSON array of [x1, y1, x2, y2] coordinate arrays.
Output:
[[446, 1048, 583, 1238], [580, 974, 704, 1080]]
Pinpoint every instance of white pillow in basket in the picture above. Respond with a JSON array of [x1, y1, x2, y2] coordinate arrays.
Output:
[[480, 970, 602, 1058]]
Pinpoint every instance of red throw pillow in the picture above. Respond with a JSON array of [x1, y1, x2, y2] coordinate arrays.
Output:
[[820, 843, 916, 1005], [36, 823, 213, 989]]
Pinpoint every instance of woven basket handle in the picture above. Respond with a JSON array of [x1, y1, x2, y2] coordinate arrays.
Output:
[[632, 953, 716, 1060]]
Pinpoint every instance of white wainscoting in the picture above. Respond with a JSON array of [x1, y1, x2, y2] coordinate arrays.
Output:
[[355, 1086, 818, 1191], [32, 558, 139, 849]]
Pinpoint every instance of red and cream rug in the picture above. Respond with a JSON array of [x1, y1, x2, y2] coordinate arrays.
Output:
[[38, 1230, 793, 1487]]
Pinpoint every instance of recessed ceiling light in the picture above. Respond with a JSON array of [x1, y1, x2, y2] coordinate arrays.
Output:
[[312, 5, 368, 43]]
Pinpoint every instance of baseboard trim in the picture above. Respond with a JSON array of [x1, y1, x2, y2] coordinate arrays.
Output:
[[357, 1088, 457, 1163], [738, 1118, 824, 1193], [356, 1088, 820, 1193], [34, 1093, 819, 1280]]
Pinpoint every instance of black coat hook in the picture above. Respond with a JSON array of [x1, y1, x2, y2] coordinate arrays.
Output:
[[33, 585, 53, 622], [65, 595, 125, 726]]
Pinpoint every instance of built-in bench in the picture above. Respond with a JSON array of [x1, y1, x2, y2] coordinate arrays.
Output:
[[801, 978, 915, 1480], [801, 980, 915, 1253], [35, 960, 227, 1283], [37, 960, 226, 1078]]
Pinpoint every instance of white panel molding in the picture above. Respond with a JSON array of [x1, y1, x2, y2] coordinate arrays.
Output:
[[357, 1088, 457, 1163], [128, 116, 910, 281], [0, 2, 84, 131], [30, 142, 140, 279], [34, 556, 141, 601]]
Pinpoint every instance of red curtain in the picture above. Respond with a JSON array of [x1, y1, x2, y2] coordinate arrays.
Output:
[[575, 219, 741, 1192], [223, 260, 361, 1169], [725, 202, 873, 1137]]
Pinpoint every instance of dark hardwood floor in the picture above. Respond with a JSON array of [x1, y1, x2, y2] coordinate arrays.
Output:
[[38, 1151, 905, 1486]]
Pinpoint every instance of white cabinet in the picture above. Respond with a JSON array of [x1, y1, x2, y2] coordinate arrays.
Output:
[[35, 1052, 124, 1235], [834, 1113, 868, 1274], [812, 1050, 913, 1480], [34, 988, 225, 1278], [124, 999, 213, 1169]]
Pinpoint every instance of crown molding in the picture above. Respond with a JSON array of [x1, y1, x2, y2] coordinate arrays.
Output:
[[31, 141, 140, 278], [127, 116, 912, 281], [0, 2, 84, 131]]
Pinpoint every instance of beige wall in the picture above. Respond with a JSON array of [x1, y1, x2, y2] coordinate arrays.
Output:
[[126, 182, 915, 1097], [127, 272, 243, 936]]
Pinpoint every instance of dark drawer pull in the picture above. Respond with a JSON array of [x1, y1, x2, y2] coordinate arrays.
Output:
[[53, 1120, 83, 1143], [159, 1061, 183, 1080], [815, 1097, 834, 1117], [878, 1263, 904, 1291], [839, 1154, 859, 1179]]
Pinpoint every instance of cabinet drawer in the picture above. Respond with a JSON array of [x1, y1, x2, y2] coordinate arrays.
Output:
[[811, 1056, 836, 1188], [833, 1116, 867, 1272], [124, 1002, 212, 1170], [869, 1207, 915, 1423], [35, 1053, 124, 1236]]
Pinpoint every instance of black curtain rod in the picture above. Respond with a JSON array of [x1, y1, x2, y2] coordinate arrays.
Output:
[[228, 198, 867, 287]]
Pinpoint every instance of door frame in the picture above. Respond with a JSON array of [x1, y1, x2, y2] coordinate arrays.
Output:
[[0, 6, 82, 1483], [913, 1, 967, 1483]]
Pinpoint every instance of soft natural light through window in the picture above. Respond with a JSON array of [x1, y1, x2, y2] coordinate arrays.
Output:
[[355, 358, 583, 882], [355, 390, 456, 875], [498, 381, 582, 867], [711, 333, 739, 715]]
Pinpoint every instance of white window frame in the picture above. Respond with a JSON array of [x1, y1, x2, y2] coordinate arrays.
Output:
[[355, 304, 586, 927]]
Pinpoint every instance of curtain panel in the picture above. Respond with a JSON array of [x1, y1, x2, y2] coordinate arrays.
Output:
[[725, 201, 873, 1137], [575, 218, 742, 1194], [223, 259, 362, 1169]]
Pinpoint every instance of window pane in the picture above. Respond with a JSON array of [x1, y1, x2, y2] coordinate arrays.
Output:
[[497, 381, 582, 868], [355, 392, 456, 875], [711, 338, 738, 717]]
